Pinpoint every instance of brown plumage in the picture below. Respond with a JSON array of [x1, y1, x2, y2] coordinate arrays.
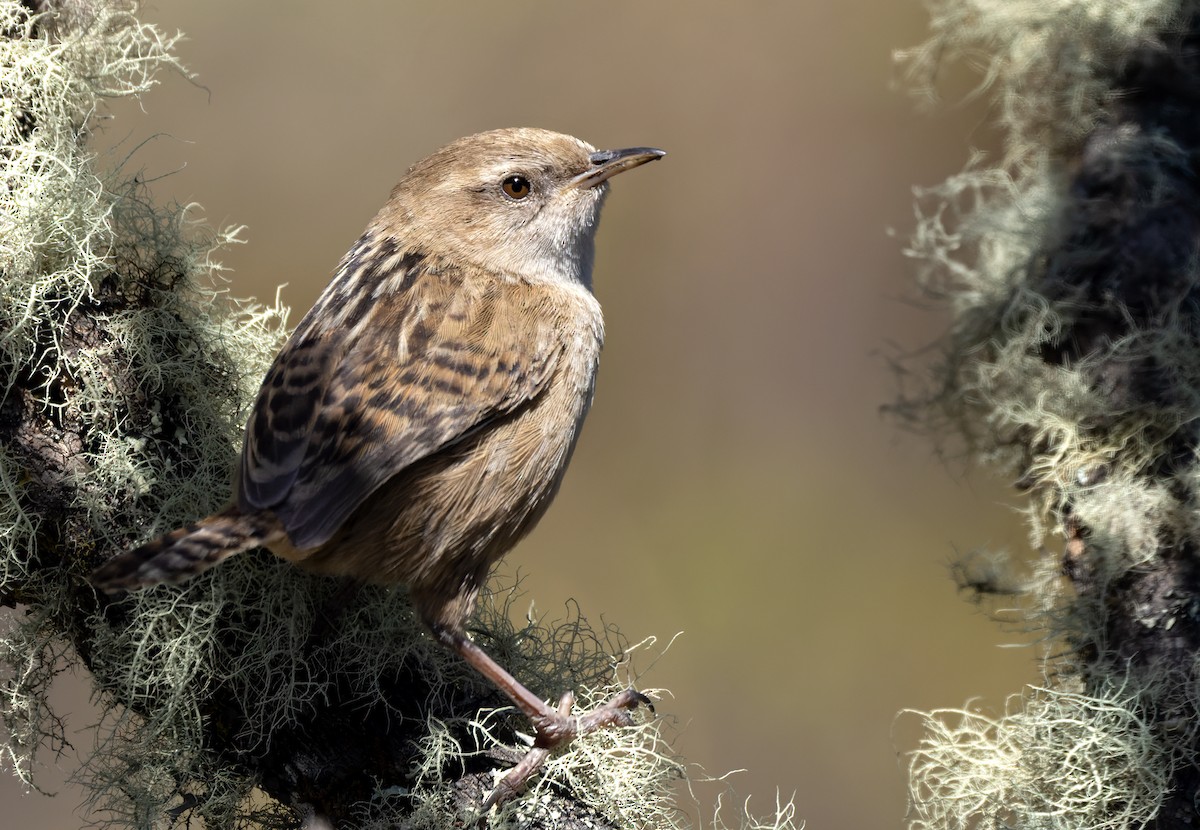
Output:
[[91, 127, 664, 808]]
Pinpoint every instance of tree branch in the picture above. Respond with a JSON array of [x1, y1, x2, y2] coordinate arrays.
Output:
[[899, 2, 1200, 827]]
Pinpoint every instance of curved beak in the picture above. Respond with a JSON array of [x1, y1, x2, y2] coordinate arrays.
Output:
[[571, 146, 666, 188]]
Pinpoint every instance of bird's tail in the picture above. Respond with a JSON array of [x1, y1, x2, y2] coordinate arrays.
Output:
[[91, 507, 282, 594]]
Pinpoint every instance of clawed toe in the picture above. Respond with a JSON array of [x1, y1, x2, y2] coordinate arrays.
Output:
[[449, 628, 654, 815], [573, 687, 652, 733], [481, 687, 652, 813], [611, 687, 654, 714]]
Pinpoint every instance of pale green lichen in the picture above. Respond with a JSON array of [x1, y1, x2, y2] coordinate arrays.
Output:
[[0, 0, 293, 811], [905, 679, 1176, 830], [898, 0, 1200, 828]]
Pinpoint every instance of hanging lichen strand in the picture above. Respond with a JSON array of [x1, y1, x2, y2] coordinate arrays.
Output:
[[0, 0, 288, 820], [897, 1, 1200, 828]]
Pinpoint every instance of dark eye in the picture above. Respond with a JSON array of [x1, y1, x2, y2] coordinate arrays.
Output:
[[501, 174, 532, 200]]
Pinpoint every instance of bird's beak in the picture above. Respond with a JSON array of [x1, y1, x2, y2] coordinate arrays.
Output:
[[570, 146, 666, 189]]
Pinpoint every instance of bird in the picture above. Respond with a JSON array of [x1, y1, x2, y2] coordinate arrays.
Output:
[[91, 127, 665, 809]]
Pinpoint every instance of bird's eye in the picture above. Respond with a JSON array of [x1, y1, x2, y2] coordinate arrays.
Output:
[[501, 175, 532, 200]]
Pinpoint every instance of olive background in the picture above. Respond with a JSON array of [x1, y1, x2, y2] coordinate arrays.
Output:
[[5, 3, 1038, 827]]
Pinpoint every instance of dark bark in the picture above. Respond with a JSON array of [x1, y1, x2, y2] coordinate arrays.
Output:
[[984, 13, 1200, 829]]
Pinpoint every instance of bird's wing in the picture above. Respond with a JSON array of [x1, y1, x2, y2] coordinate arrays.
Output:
[[237, 250, 565, 549]]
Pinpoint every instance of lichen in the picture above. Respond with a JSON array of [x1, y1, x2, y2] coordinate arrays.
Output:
[[897, 0, 1200, 827], [905, 678, 1175, 830]]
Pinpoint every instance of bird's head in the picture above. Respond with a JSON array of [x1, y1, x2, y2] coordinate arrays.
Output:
[[382, 127, 664, 288]]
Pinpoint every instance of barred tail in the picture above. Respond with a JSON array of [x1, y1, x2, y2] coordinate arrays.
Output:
[[91, 507, 283, 594]]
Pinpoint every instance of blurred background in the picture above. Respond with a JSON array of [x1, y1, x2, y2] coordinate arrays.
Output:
[[5, 2, 1041, 827]]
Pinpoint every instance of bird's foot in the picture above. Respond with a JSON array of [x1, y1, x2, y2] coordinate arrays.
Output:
[[481, 687, 652, 812]]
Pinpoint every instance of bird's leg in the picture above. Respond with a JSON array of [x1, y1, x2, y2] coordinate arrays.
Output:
[[435, 627, 651, 810]]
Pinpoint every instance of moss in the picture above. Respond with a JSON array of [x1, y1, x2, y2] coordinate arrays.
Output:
[[905, 678, 1175, 830], [898, 0, 1200, 827]]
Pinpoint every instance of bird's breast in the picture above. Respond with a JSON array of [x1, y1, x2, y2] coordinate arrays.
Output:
[[287, 283, 603, 588]]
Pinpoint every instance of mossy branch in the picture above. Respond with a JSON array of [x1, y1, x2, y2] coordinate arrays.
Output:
[[898, 1, 1200, 828], [0, 3, 798, 829]]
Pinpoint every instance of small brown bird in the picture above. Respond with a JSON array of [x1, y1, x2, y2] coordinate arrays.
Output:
[[91, 127, 663, 807]]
